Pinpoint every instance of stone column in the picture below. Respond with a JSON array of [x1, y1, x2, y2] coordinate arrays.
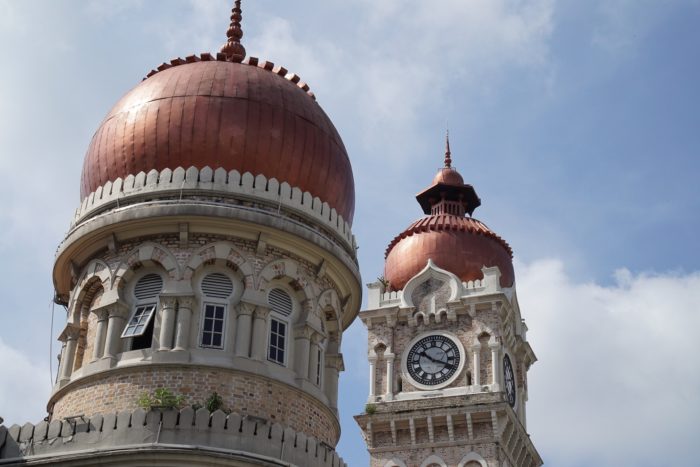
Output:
[[173, 297, 194, 351], [471, 343, 482, 386], [489, 341, 501, 389], [324, 354, 344, 410], [158, 297, 177, 351], [91, 309, 109, 361], [385, 352, 395, 400], [58, 324, 80, 383], [103, 303, 129, 359], [234, 303, 254, 357], [368, 355, 377, 400], [294, 325, 313, 380], [251, 306, 270, 361], [309, 333, 323, 386]]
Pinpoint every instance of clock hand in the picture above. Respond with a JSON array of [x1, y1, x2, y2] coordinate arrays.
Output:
[[418, 351, 453, 368]]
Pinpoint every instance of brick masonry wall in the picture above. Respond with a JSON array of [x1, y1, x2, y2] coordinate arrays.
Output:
[[370, 443, 498, 467], [51, 365, 339, 446], [388, 313, 496, 394]]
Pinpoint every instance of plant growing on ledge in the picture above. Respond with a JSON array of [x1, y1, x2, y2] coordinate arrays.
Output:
[[205, 392, 225, 412], [365, 403, 377, 415], [138, 388, 185, 410]]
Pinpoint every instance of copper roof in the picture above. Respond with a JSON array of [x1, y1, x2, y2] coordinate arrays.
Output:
[[384, 214, 514, 290], [80, 56, 355, 223]]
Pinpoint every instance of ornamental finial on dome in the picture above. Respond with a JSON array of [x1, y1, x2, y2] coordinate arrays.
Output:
[[220, 0, 246, 62], [444, 129, 452, 168]]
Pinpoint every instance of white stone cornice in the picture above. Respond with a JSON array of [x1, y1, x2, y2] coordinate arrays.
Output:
[[71, 166, 355, 253]]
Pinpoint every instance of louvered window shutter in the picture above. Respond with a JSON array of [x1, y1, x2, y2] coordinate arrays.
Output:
[[268, 288, 292, 316], [134, 274, 163, 301], [202, 273, 234, 299]]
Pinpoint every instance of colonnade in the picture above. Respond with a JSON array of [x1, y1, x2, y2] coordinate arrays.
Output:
[[56, 296, 341, 407]]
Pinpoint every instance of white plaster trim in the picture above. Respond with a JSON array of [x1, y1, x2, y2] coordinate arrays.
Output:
[[400, 259, 461, 308], [420, 454, 447, 467], [400, 331, 466, 391], [383, 458, 408, 467], [73, 166, 355, 251], [458, 451, 488, 467]]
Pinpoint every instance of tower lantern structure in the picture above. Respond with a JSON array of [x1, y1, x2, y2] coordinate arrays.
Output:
[[1, 3, 358, 466], [355, 139, 541, 467]]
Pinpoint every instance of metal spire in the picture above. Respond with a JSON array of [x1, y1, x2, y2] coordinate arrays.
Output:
[[220, 0, 246, 62], [444, 129, 452, 168]]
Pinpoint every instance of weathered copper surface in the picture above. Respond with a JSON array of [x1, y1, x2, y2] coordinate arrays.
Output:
[[80, 59, 355, 223], [432, 167, 464, 186], [384, 214, 514, 290]]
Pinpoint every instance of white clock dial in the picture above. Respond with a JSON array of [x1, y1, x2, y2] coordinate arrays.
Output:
[[406, 334, 461, 386]]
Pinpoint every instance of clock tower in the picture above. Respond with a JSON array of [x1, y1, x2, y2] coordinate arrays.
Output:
[[355, 137, 541, 467]]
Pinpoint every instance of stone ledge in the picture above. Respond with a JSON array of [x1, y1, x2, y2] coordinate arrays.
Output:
[[0, 407, 345, 467], [71, 166, 356, 254]]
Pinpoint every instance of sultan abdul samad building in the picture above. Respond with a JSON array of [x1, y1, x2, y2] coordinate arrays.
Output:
[[0, 2, 541, 467]]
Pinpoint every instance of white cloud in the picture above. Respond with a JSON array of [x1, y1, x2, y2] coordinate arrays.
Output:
[[519, 259, 700, 465], [85, 0, 144, 21], [0, 338, 52, 426]]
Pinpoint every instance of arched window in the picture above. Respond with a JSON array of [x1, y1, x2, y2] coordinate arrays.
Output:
[[458, 452, 488, 467], [199, 272, 234, 349], [420, 455, 447, 467], [122, 273, 163, 350], [268, 288, 292, 365]]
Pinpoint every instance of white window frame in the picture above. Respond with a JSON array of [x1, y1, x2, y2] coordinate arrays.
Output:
[[121, 303, 157, 338], [197, 271, 235, 351], [267, 287, 294, 367], [199, 302, 227, 349], [268, 316, 288, 366], [122, 273, 164, 345]]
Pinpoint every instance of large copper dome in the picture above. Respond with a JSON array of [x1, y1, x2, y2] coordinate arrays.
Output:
[[80, 57, 355, 223], [384, 139, 514, 290]]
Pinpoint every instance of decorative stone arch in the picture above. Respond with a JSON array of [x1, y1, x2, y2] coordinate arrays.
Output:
[[184, 241, 253, 286], [383, 458, 408, 467], [435, 308, 448, 323], [69, 259, 112, 317], [458, 451, 488, 467], [420, 454, 448, 467], [113, 242, 179, 291], [401, 259, 461, 308], [371, 341, 389, 358], [258, 258, 315, 324], [413, 311, 428, 326]]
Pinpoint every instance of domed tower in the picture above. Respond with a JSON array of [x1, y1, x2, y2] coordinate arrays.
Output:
[[355, 136, 541, 467], [0, 3, 356, 466]]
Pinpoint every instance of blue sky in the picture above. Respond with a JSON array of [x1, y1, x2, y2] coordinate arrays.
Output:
[[0, 1, 699, 465]]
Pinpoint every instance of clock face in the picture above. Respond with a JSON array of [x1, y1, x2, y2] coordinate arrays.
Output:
[[406, 334, 461, 387], [503, 354, 516, 407]]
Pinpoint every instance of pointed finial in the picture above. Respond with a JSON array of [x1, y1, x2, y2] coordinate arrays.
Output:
[[220, 1, 246, 62], [444, 129, 452, 168]]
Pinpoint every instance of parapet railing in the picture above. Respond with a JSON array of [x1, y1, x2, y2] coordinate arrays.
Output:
[[72, 166, 356, 252], [0, 407, 345, 467]]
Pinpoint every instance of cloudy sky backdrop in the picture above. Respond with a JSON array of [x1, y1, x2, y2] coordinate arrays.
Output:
[[0, 1, 698, 465]]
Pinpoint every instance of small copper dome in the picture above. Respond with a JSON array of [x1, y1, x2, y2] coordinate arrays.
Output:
[[384, 138, 513, 290], [80, 58, 355, 223], [432, 167, 464, 186]]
